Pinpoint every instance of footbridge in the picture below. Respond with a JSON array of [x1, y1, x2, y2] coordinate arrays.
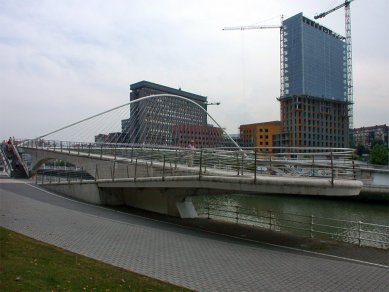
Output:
[[14, 94, 365, 217], [17, 139, 363, 217]]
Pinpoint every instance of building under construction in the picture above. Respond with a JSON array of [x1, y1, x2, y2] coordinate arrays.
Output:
[[278, 13, 350, 148]]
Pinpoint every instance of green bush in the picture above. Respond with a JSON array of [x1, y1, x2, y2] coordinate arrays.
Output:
[[369, 143, 388, 165]]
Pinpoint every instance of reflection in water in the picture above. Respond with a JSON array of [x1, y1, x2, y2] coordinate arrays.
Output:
[[193, 193, 389, 248], [193, 193, 389, 225]]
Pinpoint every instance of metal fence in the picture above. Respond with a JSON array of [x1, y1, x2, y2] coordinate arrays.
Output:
[[20, 139, 361, 183], [196, 203, 389, 249]]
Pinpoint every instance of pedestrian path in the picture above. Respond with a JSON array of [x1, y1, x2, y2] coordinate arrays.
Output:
[[0, 181, 388, 291]]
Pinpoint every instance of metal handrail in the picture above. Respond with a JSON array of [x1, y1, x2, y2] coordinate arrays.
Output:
[[11, 144, 29, 177], [0, 146, 13, 176], [21, 138, 362, 182], [198, 203, 389, 249]]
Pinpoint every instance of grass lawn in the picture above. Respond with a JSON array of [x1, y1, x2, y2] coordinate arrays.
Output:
[[0, 227, 192, 291]]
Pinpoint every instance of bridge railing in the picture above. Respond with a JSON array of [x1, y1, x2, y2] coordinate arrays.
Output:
[[20, 139, 360, 183], [0, 145, 13, 177], [196, 202, 389, 249]]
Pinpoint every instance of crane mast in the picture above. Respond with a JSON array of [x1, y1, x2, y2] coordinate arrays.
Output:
[[315, 0, 354, 129]]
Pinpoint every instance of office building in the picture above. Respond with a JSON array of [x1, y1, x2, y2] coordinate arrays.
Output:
[[123, 81, 214, 146], [279, 13, 349, 148], [172, 124, 224, 148], [239, 121, 282, 152]]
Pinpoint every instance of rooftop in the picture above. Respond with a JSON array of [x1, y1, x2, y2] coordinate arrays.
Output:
[[130, 80, 207, 103]]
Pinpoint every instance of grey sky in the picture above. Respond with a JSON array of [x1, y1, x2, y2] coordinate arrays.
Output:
[[1, 0, 388, 140]]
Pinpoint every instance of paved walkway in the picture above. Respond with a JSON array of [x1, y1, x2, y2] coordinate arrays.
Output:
[[1, 180, 388, 291]]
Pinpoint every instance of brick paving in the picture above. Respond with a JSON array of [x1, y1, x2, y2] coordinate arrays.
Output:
[[1, 181, 388, 291]]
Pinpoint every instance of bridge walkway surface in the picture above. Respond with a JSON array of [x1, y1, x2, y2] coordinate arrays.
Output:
[[0, 179, 388, 291]]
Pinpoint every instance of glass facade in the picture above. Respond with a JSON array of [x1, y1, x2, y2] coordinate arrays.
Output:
[[283, 13, 347, 101]]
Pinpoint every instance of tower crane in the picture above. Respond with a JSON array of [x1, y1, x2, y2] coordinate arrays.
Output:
[[222, 16, 285, 98], [315, 0, 354, 129]]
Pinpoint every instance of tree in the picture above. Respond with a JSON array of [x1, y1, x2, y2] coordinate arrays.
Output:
[[371, 139, 384, 148], [369, 143, 388, 165], [355, 144, 367, 157]]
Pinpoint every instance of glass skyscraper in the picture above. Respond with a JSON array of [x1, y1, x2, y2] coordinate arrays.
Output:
[[278, 13, 350, 148], [283, 13, 347, 101]]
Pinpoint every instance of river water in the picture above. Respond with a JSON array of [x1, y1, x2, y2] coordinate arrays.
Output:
[[192, 193, 389, 248], [193, 193, 389, 224]]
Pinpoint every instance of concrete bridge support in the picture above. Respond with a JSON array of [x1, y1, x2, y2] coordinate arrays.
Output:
[[42, 182, 198, 218]]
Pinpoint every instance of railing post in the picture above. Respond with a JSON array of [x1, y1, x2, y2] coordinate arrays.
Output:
[[60, 141, 63, 152], [78, 144, 80, 156], [312, 156, 315, 177], [254, 149, 257, 184], [134, 158, 138, 182], [269, 155, 272, 169], [175, 149, 178, 170], [199, 150, 203, 180], [151, 147, 154, 167], [95, 165, 98, 182], [236, 206, 239, 223], [127, 164, 130, 178], [80, 168, 83, 183], [162, 155, 166, 181], [331, 151, 334, 186], [112, 161, 116, 182], [240, 152, 244, 176], [310, 215, 314, 238], [352, 159, 356, 180], [358, 221, 362, 247], [204, 153, 207, 174], [114, 144, 117, 160], [131, 147, 134, 163], [269, 210, 272, 230], [88, 143, 91, 157], [236, 153, 239, 176], [100, 144, 103, 159], [207, 203, 210, 219]]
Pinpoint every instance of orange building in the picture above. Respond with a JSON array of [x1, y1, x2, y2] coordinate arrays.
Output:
[[239, 121, 282, 151]]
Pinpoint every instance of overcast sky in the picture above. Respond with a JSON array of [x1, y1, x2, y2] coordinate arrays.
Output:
[[1, 0, 388, 140]]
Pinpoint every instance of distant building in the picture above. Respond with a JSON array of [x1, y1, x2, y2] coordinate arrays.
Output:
[[239, 121, 282, 152], [97, 80, 227, 147], [279, 96, 349, 148], [125, 81, 208, 145], [282, 13, 347, 101], [95, 133, 121, 144], [279, 13, 349, 148], [129, 80, 208, 106], [352, 124, 388, 150], [172, 124, 224, 148]]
